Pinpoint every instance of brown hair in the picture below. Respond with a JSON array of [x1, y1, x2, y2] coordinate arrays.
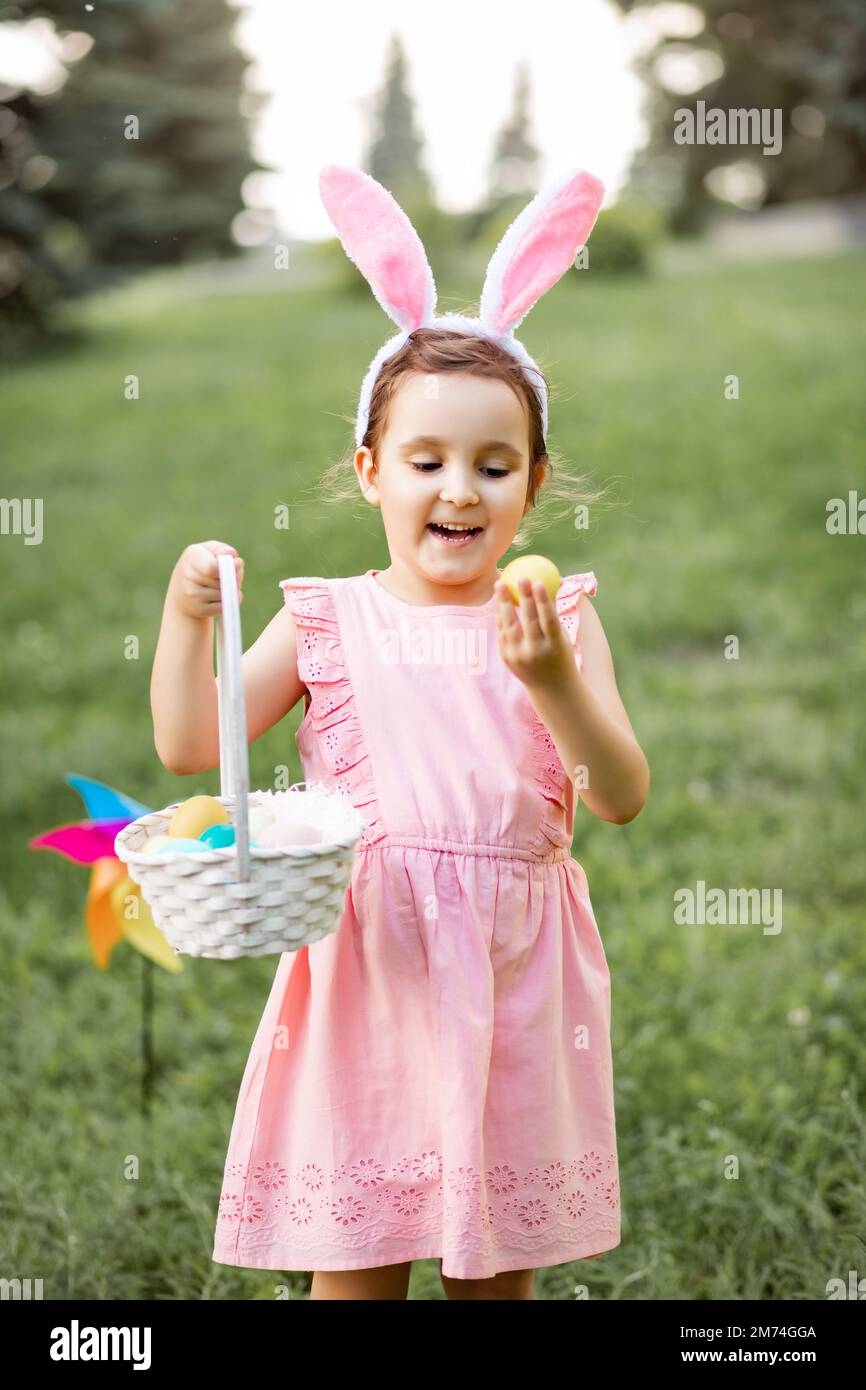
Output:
[[317, 319, 610, 550]]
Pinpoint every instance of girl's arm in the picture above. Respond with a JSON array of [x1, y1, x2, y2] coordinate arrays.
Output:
[[547, 592, 649, 825], [151, 547, 307, 776], [496, 582, 650, 825]]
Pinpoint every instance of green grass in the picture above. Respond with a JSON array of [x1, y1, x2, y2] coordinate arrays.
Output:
[[1, 251, 864, 1300]]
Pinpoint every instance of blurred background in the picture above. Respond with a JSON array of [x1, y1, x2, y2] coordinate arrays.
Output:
[[1, 0, 865, 1301]]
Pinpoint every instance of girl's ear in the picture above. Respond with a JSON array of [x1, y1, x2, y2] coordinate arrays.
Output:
[[523, 460, 550, 514], [354, 445, 380, 506], [319, 165, 437, 333], [479, 168, 605, 338], [534, 458, 550, 495]]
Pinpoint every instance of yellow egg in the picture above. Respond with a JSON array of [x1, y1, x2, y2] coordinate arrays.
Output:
[[141, 834, 174, 854], [167, 795, 229, 840], [499, 555, 562, 605]]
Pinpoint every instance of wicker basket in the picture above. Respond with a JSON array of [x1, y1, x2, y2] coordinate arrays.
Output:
[[115, 554, 364, 959]]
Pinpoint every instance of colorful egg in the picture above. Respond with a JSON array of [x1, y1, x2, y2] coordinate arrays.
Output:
[[499, 555, 562, 605], [199, 823, 236, 849], [258, 818, 322, 848], [141, 834, 174, 854], [167, 795, 228, 840], [248, 806, 277, 838]]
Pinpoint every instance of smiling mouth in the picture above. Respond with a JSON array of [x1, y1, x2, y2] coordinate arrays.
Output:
[[426, 523, 483, 544]]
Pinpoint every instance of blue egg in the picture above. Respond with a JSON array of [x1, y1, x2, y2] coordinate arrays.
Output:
[[199, 823, 236, 849]]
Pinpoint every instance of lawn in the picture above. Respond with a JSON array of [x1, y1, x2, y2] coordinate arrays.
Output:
[[1, 247, 864, 1299]]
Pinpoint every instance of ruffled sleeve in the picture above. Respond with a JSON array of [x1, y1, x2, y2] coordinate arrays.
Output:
[[524, 571, 598, 854], [555, 571, 597, 669], [280, 577, 385, 848]]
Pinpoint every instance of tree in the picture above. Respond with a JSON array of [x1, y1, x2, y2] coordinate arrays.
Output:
[[0, 0, 267, 351], [611, 0, 866, 231], [28, 0, 267, 266], [356, 32, 460, 271], [0, 81, 82, 353], [487, 62, 541, 206], [364, 33, 432, 207]]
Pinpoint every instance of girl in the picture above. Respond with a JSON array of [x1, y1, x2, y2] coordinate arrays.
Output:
[[151, 165, 649, 1300]]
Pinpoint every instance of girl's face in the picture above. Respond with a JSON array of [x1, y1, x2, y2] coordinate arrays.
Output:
[[355, 372, 543, 599]]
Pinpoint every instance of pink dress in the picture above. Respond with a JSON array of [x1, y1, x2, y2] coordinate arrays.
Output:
[[212, 567, 620, 1280]]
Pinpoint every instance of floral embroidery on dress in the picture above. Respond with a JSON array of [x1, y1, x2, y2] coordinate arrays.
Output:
[[214, 1145, 619, 1265], [523, 571, 598, 856]]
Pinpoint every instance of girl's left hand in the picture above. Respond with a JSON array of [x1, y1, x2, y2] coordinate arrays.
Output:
[[494, 577, 575, 691]]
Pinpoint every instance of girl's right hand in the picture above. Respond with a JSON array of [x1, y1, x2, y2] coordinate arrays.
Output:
[[170, 541, 245, 619]]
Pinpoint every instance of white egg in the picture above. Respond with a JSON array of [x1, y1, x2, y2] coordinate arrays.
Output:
[[248, 806, 277, 838], [258, 817, 322, 848]]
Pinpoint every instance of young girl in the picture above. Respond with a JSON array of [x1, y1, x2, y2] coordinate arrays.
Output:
[[151, 165, 649, 1300]]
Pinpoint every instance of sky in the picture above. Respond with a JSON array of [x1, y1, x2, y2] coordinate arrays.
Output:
[[0, 0, 707, 241], [231, 0, 651, 239]]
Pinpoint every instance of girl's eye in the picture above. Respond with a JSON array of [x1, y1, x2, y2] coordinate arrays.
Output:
[[410, 461, 510, 478]]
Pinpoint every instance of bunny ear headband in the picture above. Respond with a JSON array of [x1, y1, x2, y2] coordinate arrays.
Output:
[[319, 163, 606, 449]]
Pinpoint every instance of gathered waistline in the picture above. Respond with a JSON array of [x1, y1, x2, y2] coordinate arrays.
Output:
[[360, 833, 571, 864]]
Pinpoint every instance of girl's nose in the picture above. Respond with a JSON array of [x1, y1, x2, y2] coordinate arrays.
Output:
[[440, 474, 479, 506]]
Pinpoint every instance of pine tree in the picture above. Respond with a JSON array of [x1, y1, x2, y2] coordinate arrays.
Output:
[[365, 33, 432, 207], [31, 0, 266, 267], [0, 81, 81, 353], [350, 33, 458, 276], [487, 62, 541, 205], [0, 0, 266, 351]]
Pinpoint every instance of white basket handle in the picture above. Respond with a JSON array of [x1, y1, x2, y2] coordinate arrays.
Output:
[[215, 552, 250, 881]]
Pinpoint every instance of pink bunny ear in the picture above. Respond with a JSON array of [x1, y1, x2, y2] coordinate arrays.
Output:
[[479, 168, 605, 337], [319, 165, 436, 333]]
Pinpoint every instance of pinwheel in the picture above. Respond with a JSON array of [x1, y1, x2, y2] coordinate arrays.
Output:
[[28, 773, 181, 973], [29, 773, 186, 1117]]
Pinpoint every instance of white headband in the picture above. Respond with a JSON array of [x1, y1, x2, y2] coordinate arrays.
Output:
[[319, 164, 606, 450]]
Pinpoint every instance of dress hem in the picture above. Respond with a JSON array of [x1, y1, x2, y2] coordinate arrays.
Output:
[[211, 1234, 621, 1281]]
